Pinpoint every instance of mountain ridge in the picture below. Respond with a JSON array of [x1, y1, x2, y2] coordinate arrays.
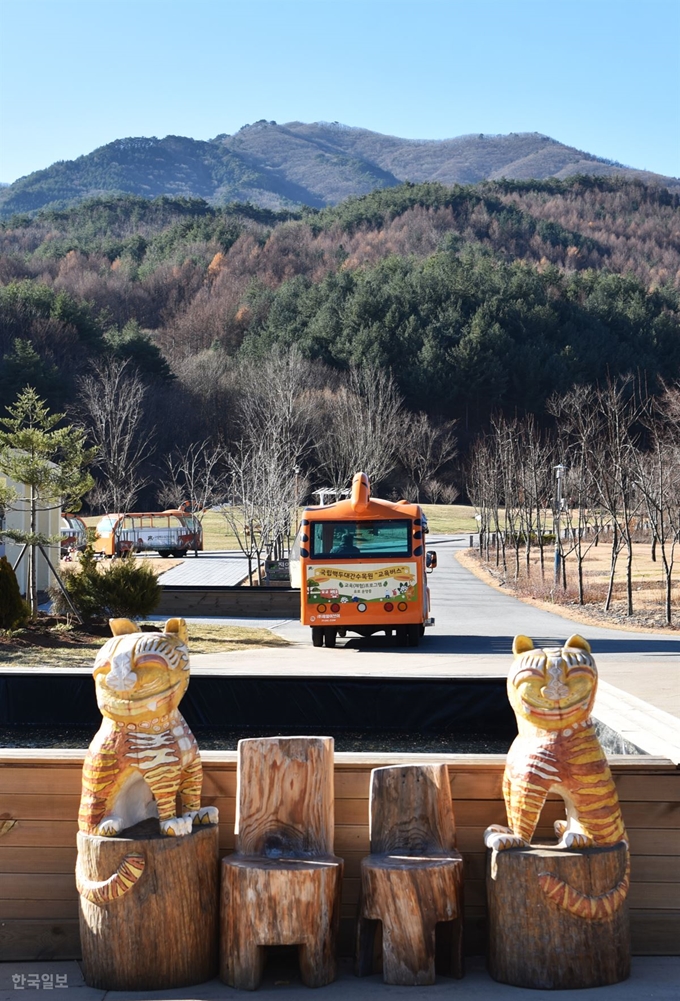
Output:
[[1, 121, 677, 218]]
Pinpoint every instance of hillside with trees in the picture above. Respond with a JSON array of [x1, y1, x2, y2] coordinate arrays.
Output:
[[0, 175, 678, 516], [1, 123, 678, 219]]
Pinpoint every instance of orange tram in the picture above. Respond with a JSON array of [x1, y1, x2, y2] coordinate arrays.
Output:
[[93, 510, 203, 558], [292, 472, 437, 648]]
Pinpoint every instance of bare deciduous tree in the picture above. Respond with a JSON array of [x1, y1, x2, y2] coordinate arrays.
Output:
[[236, 345, 319, 548], [467, 431, 503, 566], [593, 379, 643, 616], [157, 439, 228, 554], [397, 412, 458, 502], [634, 388, 680, 624], [77, 358, 155, 513], [219, 435, 297, 585], [314, 364, 404, 493], [549, 386, 604, 602]]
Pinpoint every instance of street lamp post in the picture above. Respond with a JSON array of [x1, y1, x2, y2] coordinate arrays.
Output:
[[554, 464, 565, 588]]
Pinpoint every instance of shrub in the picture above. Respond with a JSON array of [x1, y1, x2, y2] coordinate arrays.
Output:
[[0, 555, 29, 629], [51, 546, 161, 621]]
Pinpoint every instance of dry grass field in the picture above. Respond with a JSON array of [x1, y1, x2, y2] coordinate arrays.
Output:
[[459, 537, 679, 632], [0, 623, 288, 668]]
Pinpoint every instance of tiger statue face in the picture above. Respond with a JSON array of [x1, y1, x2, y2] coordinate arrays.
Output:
[[507, 633, 597, 732], [93, 617, 190, 724]]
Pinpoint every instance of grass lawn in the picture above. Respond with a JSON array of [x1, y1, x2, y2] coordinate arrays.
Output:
[[0, 623, 289, 668], [85, 505, 481, 552], [420, 504, 479, 534], [191, 505, 481, 549]]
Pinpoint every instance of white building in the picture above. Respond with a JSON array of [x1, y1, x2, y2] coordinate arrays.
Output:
[[0, 469, 60, 597]]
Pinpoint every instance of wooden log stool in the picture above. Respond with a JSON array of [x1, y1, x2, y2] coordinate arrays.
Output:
[[487, 843, 631, 989], [77, 819, 219, 990], [220, 736, 344, 990], [356, 763, 464, 985]]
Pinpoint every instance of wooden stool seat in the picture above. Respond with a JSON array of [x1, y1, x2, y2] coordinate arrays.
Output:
[[364, 853, 461, 871], [78, 820, 219, 991], [225, 853, 341, 871], [220, 737, 343, 990], [487, 843, 630, 989], [356, 764, 464, 986]]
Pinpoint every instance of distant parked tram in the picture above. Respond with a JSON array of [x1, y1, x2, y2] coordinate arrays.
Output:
[[60, 514, 88, 557], [93, 510, 203, 558], [291, 472, 437, 648]]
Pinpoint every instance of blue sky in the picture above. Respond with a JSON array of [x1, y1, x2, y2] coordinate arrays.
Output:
[[1, 0, 678, 184]]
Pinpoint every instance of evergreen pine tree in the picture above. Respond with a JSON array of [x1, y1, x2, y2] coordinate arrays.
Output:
[[0, 555, 27, 629]]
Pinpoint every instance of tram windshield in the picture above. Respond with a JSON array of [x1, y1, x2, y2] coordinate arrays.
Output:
[[309, 519, 411, 559]]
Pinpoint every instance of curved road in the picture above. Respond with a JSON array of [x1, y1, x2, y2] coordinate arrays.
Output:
[[190, 537, 679, 742]]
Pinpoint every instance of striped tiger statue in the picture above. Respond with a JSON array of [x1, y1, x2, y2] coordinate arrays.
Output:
[[76, 618, 218, 904], [484, 634, 629, 920]]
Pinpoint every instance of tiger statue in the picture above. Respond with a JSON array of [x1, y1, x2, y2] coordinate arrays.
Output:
[[484, 634, 629, 921], [76, 617, 218, 904]]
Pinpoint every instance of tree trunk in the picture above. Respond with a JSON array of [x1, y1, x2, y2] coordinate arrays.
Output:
[[605, 527, 619, 611], [487, 844, 630, 990], [665, 560, 673, 626], [625, 536, 634, 615], [29, 483, 37, 617], [77, 820, 219, 991]]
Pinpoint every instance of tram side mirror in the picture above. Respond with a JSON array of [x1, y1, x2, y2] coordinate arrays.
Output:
[[426, 551, 437, 570]]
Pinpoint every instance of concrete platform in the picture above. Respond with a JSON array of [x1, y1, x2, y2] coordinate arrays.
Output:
[[1, 957, 678, 1001], [157, 551, 249, 586]]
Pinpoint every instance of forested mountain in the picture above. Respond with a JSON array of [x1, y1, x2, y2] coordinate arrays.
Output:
[[1, 122, 678, 219], [1, 176, 678, 445]]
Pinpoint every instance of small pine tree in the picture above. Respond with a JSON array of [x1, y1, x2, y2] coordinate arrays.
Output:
[[0, 555, 28, 629], [0, 387, 94, 615], [53, 545, 161, 622]]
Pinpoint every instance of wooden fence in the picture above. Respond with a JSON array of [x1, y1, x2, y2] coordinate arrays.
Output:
[[1, 751, 678, 961]]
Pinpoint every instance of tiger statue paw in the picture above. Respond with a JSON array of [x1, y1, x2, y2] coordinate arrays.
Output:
[[95, 815, 124, 837], [161, 815, 193, 837], [484, 824, 527, 850], [559, 831, 593, 850], [188, 806, 219, 826]]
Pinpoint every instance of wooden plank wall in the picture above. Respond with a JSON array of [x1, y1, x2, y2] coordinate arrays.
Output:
[[1, 753, 678, 961]]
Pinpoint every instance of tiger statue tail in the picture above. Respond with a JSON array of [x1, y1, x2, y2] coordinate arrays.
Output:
[[76, 852, 145, 905], [538, 847, 630, 920]]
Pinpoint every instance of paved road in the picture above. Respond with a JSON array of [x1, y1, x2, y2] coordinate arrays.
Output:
[[190, 537, 679, 707], [425, 538, 680, 712], [184, 537, 680, 758]]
